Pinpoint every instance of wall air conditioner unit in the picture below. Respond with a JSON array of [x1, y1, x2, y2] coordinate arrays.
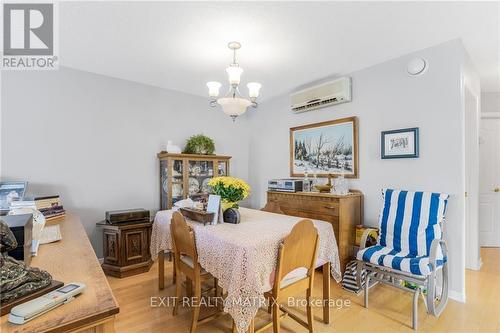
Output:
[[290, 77, 351, 113]]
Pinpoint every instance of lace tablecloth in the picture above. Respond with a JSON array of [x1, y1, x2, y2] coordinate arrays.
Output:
[[150, 207, 341, 333]]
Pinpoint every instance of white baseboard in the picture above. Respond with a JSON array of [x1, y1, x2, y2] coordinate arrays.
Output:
[[98, 257, 104, 265], [466, 257, 483, 271], [449, 290, 466, 303]]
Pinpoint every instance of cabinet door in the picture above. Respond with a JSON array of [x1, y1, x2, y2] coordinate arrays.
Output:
[[217, 161, 229, 176], [171, 159, 184, 206], [103, 230, 119, 265], [160, 159, 168, 210], [123, 228, 149, 266]]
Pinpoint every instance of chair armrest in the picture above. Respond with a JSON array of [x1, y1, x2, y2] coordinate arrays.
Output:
[[359, 228, 377, 250], [429, 238, 447, 271]]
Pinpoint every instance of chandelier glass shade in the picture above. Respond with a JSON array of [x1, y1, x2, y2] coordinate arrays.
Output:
[[217, 98, 252, 117], [207, 41, 261, 121]]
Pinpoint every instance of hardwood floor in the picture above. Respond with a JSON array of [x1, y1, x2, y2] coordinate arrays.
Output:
[[107, 248, 500, 333]]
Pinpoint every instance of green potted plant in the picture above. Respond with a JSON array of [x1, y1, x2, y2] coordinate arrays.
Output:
[[183, 134, 215, 155]]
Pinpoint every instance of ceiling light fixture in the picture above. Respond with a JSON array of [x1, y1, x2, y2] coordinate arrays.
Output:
[[206, 41, 261, 121]]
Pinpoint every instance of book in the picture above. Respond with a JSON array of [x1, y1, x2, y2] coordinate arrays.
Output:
[[45, 212, 66, 221], [21, 195, 61, 210], [39, 205, 65, 213], [10, 200, 36, 207], [44, 210, 66, 217], [35, 200, 61, 209], [33, 195, 59, 201], [9, 200, 37, 211]]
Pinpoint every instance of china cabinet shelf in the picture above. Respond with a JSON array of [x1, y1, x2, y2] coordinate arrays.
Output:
[[158, 152, 231, 210]]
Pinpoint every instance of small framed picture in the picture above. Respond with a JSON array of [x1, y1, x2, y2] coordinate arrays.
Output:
[[0, 181, 28, 212], [381, 128, 419, 159]]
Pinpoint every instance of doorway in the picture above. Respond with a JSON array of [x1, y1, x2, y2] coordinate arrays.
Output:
[[479, 114, 500, 247]]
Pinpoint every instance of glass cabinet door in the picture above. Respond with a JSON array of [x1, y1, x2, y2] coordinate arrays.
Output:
[[187, 160, 214, 202], [171, 159, 184, 206], [160, 159, 168, 210], [217, 161, 228, 176]]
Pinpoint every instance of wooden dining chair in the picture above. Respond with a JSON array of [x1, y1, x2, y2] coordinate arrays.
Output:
[[257, 219, 319, 333], [170, 212, 219, 333]]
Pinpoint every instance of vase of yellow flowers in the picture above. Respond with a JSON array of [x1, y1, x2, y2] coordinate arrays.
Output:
[[208, 176, 251, 211]]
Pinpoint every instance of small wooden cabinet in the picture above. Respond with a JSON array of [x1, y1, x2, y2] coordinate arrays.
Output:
[[158, 152, 231, 210], [97, 221, 153, 278], [267, 191, 363, 273]]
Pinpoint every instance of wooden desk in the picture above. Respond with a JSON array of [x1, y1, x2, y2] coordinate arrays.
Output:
[[1, 214, 119, 333]]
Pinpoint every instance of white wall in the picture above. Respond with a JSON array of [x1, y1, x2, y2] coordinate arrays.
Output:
[[481, 92, 500, 113], [247, 39, 467, 301], [1, 67, 249, 257]]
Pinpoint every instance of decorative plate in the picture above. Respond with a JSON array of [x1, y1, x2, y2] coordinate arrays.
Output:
[[172, 183, 183, 197], [201, 178, 211, 193], [190, 165, 202, 176], [188, 177, 200, 195]]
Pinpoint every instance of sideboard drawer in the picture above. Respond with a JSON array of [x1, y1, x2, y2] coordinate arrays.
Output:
[[269, 193, 339, 216], [282, 208, 339, 233], [303, 200, 339, 216]]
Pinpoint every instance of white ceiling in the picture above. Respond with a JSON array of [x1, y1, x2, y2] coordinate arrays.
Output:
[[60, 1, 500, 101]]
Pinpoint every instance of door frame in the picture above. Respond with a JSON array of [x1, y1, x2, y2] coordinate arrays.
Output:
[[463, 81, 481, 271]]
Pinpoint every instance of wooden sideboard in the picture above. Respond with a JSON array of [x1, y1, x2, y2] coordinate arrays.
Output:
[[266, 191, 363, 273], [1, 214, 119, 333]]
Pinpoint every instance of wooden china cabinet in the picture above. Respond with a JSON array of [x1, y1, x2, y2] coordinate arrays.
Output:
[[158, 152, 231, 210]]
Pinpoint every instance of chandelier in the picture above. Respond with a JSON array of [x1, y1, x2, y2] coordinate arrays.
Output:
[[206, 41, 262, 121]]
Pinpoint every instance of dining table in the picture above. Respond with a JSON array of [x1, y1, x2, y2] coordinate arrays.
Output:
[[150, 207, 342, 333]]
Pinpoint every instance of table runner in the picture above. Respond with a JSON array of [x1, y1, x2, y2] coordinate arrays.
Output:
[[150, 207, 341, 333]]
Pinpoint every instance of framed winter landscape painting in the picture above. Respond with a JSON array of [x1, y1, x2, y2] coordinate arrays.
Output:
[[381, 127, 419, 159], [290, 117, 358, 178]]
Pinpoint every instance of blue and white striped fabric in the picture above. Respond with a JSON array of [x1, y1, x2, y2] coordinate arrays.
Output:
[[357, 189, 449, 276]]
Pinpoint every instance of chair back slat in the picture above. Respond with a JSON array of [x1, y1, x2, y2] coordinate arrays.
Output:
[[276, 219, 319, 284], [171, 212, 197, 259], [377, 189, 449, 256]]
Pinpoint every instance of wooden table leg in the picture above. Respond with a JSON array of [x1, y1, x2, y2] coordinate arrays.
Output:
[[322, 262, 331, 324], [158, 250, 164, 290], [172, 253, 176, 284]]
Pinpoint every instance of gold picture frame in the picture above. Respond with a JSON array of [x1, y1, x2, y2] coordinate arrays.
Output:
[[290, 116, 358, 178]]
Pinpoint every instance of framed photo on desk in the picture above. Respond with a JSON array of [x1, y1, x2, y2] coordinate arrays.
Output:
[[0, 181, 28, 213]]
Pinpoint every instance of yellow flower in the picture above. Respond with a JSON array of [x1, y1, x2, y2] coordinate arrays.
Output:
[[208, 176, 251, 199]]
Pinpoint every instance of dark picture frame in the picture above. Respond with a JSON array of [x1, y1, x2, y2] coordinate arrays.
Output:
[[381, 127, 419, 159], [290, 116, 358, 178]]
